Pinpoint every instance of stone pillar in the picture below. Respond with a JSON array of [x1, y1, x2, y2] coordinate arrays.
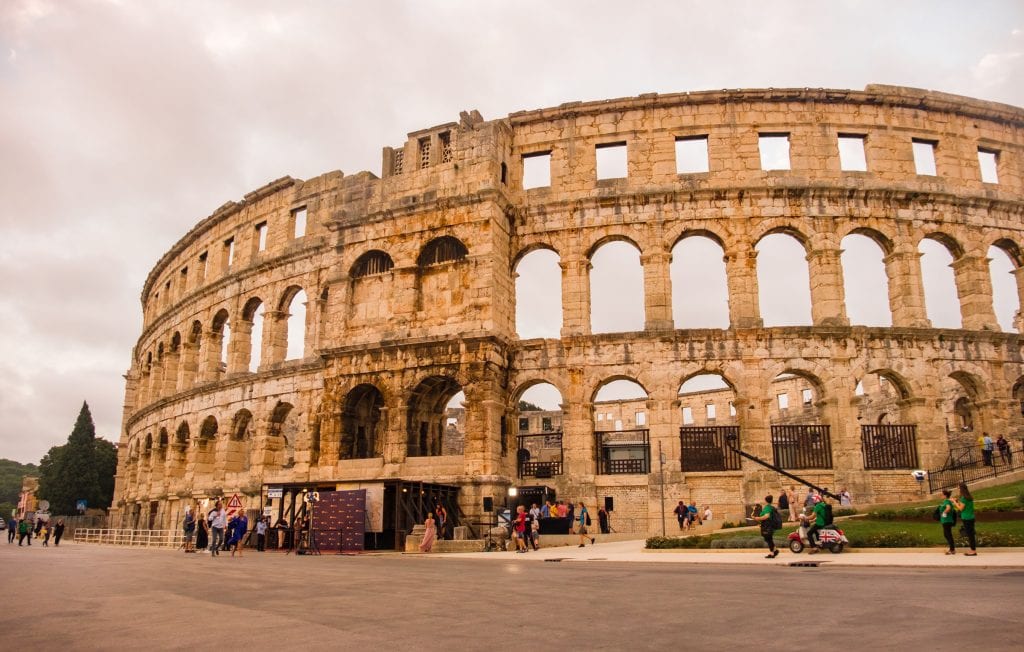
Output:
[[898, 397, 947, 469], [228, 319, 253, 374], [162, 350, 180, 396], [724, 247, 762, 329], [564, 401, 597, 478], [463, 397, 504, 477], [883, 246, 931, 328], [199, 331, 223, 383], [383, 404, 408, 465], [310, 293, 328, 355], [177, 340, 199, 389], [640, 249, 673, 331], [264, 310, 288, 365], [951, 254, 1000, 331], [560, 254, 592, 337], [807, 247, 850, 327]]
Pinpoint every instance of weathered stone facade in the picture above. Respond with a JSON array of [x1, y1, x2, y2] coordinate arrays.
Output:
[[113, 85, 1024, 535]]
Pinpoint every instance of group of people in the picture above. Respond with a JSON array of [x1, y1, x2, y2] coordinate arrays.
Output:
[[4, 517, 65, 547], [673, 501, 713, 530], [510, 501, 597, 552], [979, 432, 1014, 467], [181, 501, 253, 557], [938, 483, 978, 556], [751, 487, 837, 558]]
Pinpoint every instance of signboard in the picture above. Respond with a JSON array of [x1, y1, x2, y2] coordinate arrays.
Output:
[[226, 494, 243, 510], [263, 507, 273, 517], [267, 487, 283, 499]]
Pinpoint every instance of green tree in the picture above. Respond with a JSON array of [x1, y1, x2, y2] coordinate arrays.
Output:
[[518, 400, 542, 412], [37, 402, 117, 515], [0, 458, 39, 518]]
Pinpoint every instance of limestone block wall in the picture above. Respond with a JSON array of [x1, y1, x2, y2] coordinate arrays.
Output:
[[114, 85, 1024, 536]]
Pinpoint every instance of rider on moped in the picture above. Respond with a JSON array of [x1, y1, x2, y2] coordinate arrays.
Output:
[[806, 493, 829, 554]]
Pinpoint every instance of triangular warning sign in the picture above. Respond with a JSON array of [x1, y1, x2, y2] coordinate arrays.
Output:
[[227, 494, 242, 509]]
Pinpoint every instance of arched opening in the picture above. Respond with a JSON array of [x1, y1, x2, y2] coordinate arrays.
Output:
[[268, 401, 298, 468], [175, 421, 189, 446], [678, 373, 741, 472], [227, 409, 253, 472], [243, 298, 265, 372], [856, 371, 920, 470], [590, 240, 644, 334], [513, 382, 564, 478], [284, 289, 307, 360], [143, 433, 153, 459], [919, 237, 962, 328], [841, 233, 892, 326], [211, 309, 230, 370], [418, 236, 468, 266], [942, 372, 985, 452], [340, 384, 385, 460], [157, 427, 168, 460], [199, 415, 218, 441], [756, 232, 811, 326], [193, 415, 218, 475], [514, 248, 563, 338], [593, 379, 649, 474], [769, 372, 832, 469], [671, 235, 729, 328], [406, 376, 464, 457], [988, 244, 1019, 332], [351, 250, 395, 278]]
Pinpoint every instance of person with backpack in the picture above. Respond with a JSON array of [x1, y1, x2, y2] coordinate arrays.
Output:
[[576, 502, 594, 547], [950, 483, 977, 556], [751, 494, 781, 558], [938, 489, 958, 555], [806, 494, 831, 554]]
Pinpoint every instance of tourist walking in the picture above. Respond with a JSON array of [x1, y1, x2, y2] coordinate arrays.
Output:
[[938, 489, 957, 555], [7, 517, 16, 543], [951, 483, 977, 556], [183, 510, 196, 552], [531, 513, 540, 549], [229, 512, 248, 557], [419, 512, 437, 553], [673, 500, 687, 531], [256, 517, 268, 552], [513, 505, 527, 553], [53, 519, 65, 547], [598, 506, 610, 534], [995, 434, 1011, 465], [576, 501, 594, 547], [209, 502, 226, 556], [751, 495, 781, 558], [839, 488, 852, 507], [40, 523, 50, 547], [18, 518, 30, 546], [981, 433, 994, 466], [788, 487, 800, 521], [434, 502, 448, 541], [195, 511, 209, 552]]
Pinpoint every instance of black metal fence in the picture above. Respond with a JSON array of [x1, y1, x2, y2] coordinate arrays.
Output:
[[596, 429, 650, 475], [927, 441, 1024, 492], [517, 432, 563, 478], [680, 426, 742, 471], [771, 425, 833, 469], [861, 425, 919, 470]]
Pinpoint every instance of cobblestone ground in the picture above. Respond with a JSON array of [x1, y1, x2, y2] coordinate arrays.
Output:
[[2, 542, 1023, 650]]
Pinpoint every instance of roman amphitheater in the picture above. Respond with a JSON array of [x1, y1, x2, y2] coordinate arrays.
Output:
[[113, 84, 1024, 546]]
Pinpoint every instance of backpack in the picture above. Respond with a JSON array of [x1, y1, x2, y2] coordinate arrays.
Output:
[[932, 506, 942, 521], [768, 507, 783, 531], [585, 511, 592, 526], [822, 503, 834, 525]]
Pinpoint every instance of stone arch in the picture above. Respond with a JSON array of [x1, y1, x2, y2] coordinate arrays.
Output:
[[340, 383, 385, 459], [512, 381, 566, 476], [921, 232, 965, 259], [144, 432, 153, 456], [211, 308, 230, 368], [590, 239, 644, 333], [751, 224, 811, 249], [406, 375, 463, 457], [844, 226, 894, 256], [157, 427, 168, 448], [351, 250, 395, 278], [199, 415, 218, 441], [755, 231, 812, 326], [514, 247, 562, 338], [418, 236, 468, 267], [231, 409, 254, 441], [268, 401, 297, 467], [671, 232, 729, 328], [987, 243, 1019, 332], [241, 297, 265, 372], [280, 287, 307, 361], [678, 372, 737, 426], [592, 377, 650, 474], [511, 242, 560, 269], [841, 232, 892, 326], [175, 421, 189, 446], [170, 331, 181, 352]]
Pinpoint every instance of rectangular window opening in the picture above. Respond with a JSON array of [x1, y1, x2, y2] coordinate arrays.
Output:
[[522, 151, 552, 189], [978, 148, 999, 184], [198, 252, 208, 281], [777, 393, 789, 410], [801, 388, 813, 406], [224, 237, 235, 268], [542, 417, 553, 432], [706, 403, 716, 420], [440, 131, 453, 163], [635, 412, 646, 426], [597, 413, 604, 422], [912, 139, 938, 176], [837, 134, 867, 171], [675, 135, 709, 174], [419, 137, 431, 169], [292, 207, 307, 239], [596, 142, 627, 180], [729, 401, 736, 417], [256, 222, 268, 252], [518, 418, 529, 431], [614, 419, 623, 431], [759, 133, 790, 170], [682, 406, 694, 425]]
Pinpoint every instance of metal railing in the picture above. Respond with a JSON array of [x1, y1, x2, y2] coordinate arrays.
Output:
[[927, 442, 1024, 492], [861, 425, 919, 469], [74, 528, 184, 548], [771, 424, 833, 469], [596, 429, 650, 475], [680, 426, 742, 471]]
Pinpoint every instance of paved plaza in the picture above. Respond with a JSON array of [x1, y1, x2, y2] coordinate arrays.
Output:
[[2, 541, 1024, 651]]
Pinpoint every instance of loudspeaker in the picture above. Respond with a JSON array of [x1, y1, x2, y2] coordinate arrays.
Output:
[[483, 497, 494, 513], [604, 496, 614, 512]]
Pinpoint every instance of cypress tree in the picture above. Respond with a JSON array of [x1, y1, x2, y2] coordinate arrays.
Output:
[[38, 401, 105, 514]]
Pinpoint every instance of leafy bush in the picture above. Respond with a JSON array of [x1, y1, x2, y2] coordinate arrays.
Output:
[[847, 530, 929, 548], [869, 507, 934, 521], [834, 508, 857, 517], [970, 530, 1024, 547], [720, 521, 742, 529], [646, 536, 707, 549]]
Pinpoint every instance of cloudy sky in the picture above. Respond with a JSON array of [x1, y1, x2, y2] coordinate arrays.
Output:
[[1, 1, 1022, 464]]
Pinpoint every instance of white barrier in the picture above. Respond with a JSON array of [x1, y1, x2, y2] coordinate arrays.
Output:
[[74, 528, 184, 548]]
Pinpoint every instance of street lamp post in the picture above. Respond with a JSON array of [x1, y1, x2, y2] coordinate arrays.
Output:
[[659, 440, 666, 537]]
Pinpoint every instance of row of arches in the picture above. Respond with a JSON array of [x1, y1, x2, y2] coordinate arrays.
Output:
[[515, 228, 1023, 337]]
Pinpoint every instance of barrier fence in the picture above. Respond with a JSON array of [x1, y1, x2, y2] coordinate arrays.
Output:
[[927, 441, 1024, 492], [74, 528, 183, 548]]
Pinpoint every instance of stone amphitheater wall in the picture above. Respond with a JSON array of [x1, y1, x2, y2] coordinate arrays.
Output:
[[114, 85, 1024, 537]]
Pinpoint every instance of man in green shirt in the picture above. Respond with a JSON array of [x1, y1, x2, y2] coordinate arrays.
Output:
[[751, 495, 780, 559], [939, 489, 957, 554], [807, 495, 828, 554]]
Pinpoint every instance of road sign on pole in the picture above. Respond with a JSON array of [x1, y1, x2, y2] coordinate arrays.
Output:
[[227, 494, 242, 510]]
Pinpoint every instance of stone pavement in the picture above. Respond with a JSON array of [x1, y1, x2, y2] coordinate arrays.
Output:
[[438, 537, 1024, 567]]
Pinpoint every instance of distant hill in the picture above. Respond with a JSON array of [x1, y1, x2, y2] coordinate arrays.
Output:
[[0, 458, 39, 517]]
